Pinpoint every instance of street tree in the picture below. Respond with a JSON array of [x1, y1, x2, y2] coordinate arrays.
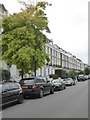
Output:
[[84, 67, 90, 75], [1, 1, 51, 78], [68, 70, 77, 79]]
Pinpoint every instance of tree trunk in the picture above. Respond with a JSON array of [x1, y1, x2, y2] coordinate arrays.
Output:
[[21, 70, 24, 79], [34, 61, 36, 77]]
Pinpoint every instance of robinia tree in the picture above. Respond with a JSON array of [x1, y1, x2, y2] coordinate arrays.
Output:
[[1, 2, 51, 78]]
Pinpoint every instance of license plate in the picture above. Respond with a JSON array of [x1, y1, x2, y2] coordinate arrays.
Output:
[[22, 85, 28, 88]]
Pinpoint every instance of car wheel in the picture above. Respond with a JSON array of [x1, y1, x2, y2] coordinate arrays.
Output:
[[18, 94, 23, 104], [39, 89, 43, 98], [50, 87, 54, 94]]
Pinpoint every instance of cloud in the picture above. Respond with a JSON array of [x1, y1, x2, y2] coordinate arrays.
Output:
[[45, 0, 88, 63]]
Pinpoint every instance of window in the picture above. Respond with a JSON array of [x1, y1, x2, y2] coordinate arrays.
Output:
[[52, 80, 60, 83], [20, 79, 34, 84], [35, 79, 43, 83], [47, 47, 49, 54]]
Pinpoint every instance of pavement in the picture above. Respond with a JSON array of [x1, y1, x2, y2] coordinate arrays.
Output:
[[2, 80, 88, 118]]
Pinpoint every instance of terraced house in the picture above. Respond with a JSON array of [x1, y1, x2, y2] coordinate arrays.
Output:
[[36, 40, 88, 77]]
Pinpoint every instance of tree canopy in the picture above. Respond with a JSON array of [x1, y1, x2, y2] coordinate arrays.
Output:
[[1, 1, 51, 78]]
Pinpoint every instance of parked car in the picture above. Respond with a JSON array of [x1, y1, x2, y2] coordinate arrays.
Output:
[[46, 77, 53, 83], [88, 74, 90, 79], [19, 77, 54, 98], [52, 78, 66, 90], [58, 78, 66, 89], [0, 82, 23, 107], [77, 74, 85, 81], [64, 78, 74, 86], [52, 79, 62, 90], [84, 75, 88, 80]]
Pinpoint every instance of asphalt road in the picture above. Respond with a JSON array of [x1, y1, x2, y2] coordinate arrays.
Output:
[[2, 80, 88, 118]]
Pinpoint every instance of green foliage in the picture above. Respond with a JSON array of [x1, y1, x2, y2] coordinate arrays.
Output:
[[84, 67, 90, 75], [55, 69, 67, 79], [68, 70, 77, 79], [49, 74, 59, 79], [78, 70, 84, 75], [1, 1, 51, 77]]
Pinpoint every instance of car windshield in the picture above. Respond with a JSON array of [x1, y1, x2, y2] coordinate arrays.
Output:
[[65, 79, 71, 81], [52, 80, 60, 83], [20, 79, 35, 84]]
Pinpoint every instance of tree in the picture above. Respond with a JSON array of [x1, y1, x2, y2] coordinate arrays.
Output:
[[1, 2, 51, 78], [55, 69, 68, 79], [78, 70, 84, 75], [49, 74, 59, 79], [84, 67, 90, 75], [68, 70, 76, 79]]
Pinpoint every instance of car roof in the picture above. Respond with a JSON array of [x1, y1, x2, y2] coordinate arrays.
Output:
[[65, 78, 72, 80], [53, 79, 59, 81], [21, 77, 35, 80], [20, 77, 46, 81], [1, 81, 18, 84]]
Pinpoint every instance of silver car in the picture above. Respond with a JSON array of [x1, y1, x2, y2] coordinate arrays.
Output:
[[64, 78, 74, 86]]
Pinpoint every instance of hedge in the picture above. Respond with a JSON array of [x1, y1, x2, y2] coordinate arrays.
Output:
[[49, 74, 59, 79], [55, 69, 68, 79]]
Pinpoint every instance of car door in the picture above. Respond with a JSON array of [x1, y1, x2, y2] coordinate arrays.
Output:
[[35, 79, 47, 93], [43, 78, 51, 93], [2, 83, 11, 105], [61, 79, 65, 88], [8, 83, 20, 101]]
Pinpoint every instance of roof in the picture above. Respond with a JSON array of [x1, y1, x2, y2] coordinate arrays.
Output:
[[0, 4, 7, 12]]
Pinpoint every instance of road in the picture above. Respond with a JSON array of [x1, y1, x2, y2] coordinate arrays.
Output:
[[2, 80, 88, 118]]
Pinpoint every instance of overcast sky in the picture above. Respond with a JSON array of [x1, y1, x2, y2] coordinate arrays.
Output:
[[0, 0, 88, 64]]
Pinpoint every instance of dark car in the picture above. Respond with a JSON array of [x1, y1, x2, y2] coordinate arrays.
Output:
[[0, 82, 23, 107], [19, 77, 54, 98], [52, 79, 62, 90], [77, 74, 85, 81], [52, 78, 66, 91]]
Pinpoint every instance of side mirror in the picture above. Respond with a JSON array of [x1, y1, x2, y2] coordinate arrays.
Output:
[[47, 80, 50, 83]]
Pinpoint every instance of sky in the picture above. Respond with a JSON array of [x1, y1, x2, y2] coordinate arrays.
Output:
[[0, 0, 88, 64]]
